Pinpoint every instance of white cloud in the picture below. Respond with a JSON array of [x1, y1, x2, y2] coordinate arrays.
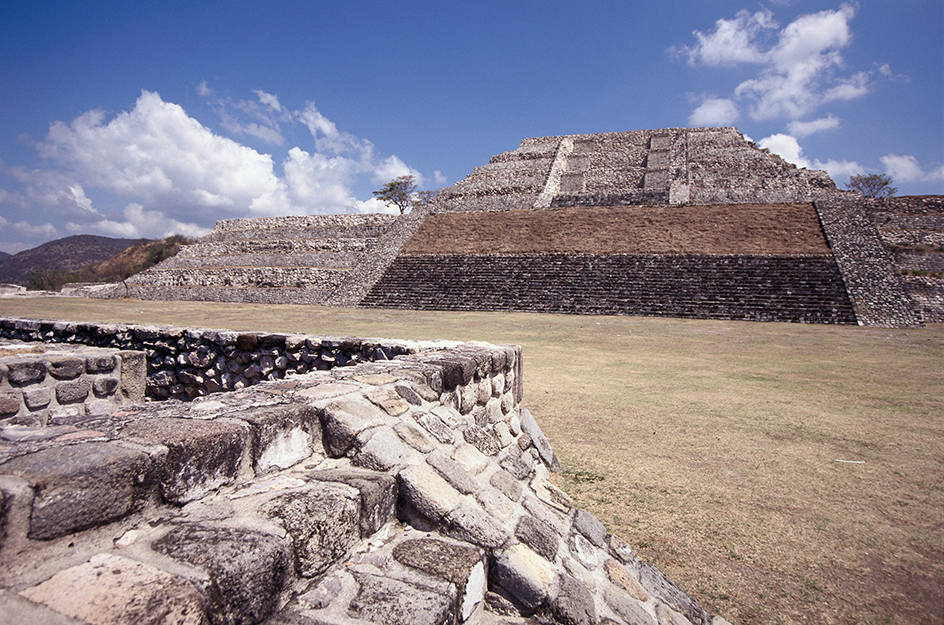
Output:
[[3, 88, 434, 251], [38, 91, 285, 217], [787, 115, 840, 137], [254, 90, 282, 113], [680, 3, 873, 121], [13, 221, 58, 238], [372, 155, 424, 187], [77, 203, 212, 240], [881, 154, 944, 183], [689, 98, 740, 126], [760, 133, 867, 185], [815, 158, 864, 182], [677, 10, 776, 66], [759, 133, 811, 168]]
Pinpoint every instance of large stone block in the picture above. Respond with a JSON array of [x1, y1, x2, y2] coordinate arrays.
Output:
[[153, 524, 292, 625], [318, 397, 386, 457], [443, 501, 508, 550], [261, 482, 361, 577], [549, 574, 597, 625], [8, 361, 45, 385], [19, 553, 206, 625], [55, 379, 91, 405], [120, 417, 248, 504], [638, 561, 710, 625], [353, 426, 422, 471], [45, 356, 84, 380], [348, 572, 454, 625], [392, 537, 487, 622], [516, 515, 559, 562], [519, 408, 561, 472], [308, 469, 398, 536], [0, 442, 151, 539], [491, 544, 557, 612], [398, 463, 463, 523], [238, 403, 321, 473]]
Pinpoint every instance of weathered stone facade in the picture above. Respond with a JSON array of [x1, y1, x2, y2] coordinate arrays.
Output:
[[0, 318, 731, 625], [437, 128, 838, 212]]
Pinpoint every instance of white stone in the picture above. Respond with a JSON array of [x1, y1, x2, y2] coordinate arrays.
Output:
[[257, 424, 313, 472], [399, 464, 463, 521], [452, 443, 490, 475]]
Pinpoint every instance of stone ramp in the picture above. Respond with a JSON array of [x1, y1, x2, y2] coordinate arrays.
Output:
[[0, 320, 732, 625], [116, 213, 398, 306]]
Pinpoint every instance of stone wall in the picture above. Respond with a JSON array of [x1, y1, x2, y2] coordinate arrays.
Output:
[[0, 318, 731, 625], [0, 317, 436, 403], [436, 128, 841, 213], [0, 344, 145, 426], [866, 196, 944, 322], [814, 198, 922, 328], [360, 253, 858, 324], [91, 213, 398, 305]]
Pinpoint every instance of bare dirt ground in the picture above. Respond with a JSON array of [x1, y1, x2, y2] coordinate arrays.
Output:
[[1, 298, 940, 625], [403, 204, 833, 256]]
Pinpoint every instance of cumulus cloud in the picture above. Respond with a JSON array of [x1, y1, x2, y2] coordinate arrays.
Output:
[[676, 9, 776, 66], [679, 4, 874, 121], [759, 133, 811, 168], [881, 154, 944, 183], [0, 88, 434, 250], [689, 98, 740, 126], [759, 133, 863, 182], [787, 115, 840, 137]]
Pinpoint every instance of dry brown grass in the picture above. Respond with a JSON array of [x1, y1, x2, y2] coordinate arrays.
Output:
[[402, 204, 832, 256], [1, 297, 941, 625]]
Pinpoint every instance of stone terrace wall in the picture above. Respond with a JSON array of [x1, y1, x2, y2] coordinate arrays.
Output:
[[0, 344, 146, 426], [361, 254, 858, 324], [0, 317, 437, 404], [814, 198, 922, 328], [436, 128, 841, 214], [866, 196, 944, 323], [99, 213, 398, 305], [0, 319, 731, 625]]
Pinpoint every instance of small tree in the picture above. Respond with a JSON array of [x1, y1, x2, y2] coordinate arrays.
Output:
[[373, 175, 418, 214], [846, 173, 897, 198]]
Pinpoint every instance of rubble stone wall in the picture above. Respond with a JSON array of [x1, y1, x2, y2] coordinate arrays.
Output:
[[0, 318, 731, 625], [0, 317, 448, 404]]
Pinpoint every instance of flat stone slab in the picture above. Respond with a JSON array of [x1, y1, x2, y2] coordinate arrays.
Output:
[[19, 553, 206, 625]]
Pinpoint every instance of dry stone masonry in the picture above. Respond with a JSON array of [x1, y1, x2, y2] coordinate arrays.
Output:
[[113, 213, 398, 305], [0, 343, 145, 426], [0, 318, 732, 625]]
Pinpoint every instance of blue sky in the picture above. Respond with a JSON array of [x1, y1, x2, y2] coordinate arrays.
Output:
[[0, 1, 941, 254]]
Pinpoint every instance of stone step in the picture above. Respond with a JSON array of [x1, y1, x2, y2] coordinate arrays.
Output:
[[360, 254, 858, 324]]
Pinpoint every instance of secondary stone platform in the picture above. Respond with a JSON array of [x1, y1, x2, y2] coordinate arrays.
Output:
[[0, 318, 733, 625]]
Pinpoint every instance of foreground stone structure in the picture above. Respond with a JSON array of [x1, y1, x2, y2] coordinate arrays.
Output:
[[89, 127, 939, 327], [0, 318, 731, 625]]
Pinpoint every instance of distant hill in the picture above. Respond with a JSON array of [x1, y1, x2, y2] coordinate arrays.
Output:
[[0, 234, 192, 288], [0, 251, 10, 262]]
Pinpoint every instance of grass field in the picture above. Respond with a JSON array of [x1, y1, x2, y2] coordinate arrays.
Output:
[[1, 296, 941, 625]]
